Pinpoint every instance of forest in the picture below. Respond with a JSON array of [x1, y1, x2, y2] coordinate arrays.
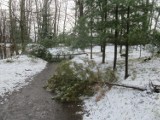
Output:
[[0, 0, 160, 120], [0, 0, 160, 76]]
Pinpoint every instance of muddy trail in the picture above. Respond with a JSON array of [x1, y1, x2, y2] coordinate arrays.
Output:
[[0, 63, 82, 120]]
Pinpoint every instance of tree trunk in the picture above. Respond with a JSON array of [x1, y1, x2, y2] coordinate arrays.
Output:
[[90, 2, 94, 59], [35, 0, 41, 41], [54, 0, 58, 37], [90, 26, 93, 59], [9, 0, 19, 55], [78, 0, 83, 18], [63, 0, 68, 42], [139, 44, 142, 58], [42, 0, 49, 39], [113, 4, 118, 70], [102, 41, 106, 63], [103, 82, 160, 93], [103, 82, 146, 91], [2, 13, 7, 59], [57, 0, 62, 35], [0, 20, 3, 59], [125, 6, 130, 79], [101, 0, 108, 64], [20, 0, 26, 53]]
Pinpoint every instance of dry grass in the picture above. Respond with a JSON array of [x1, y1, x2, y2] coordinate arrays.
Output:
[[95, 88, 106, 102]]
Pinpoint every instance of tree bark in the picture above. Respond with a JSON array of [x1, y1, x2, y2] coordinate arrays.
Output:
[[63, 0, 68, 42], [125, 6, 130, 79], [20, 0, 26, 53], [42, 0, 49, 39], [9, 0, 19, 55], [104, 82, 146, 91], [57, 0, 61, 35], [53, 0, 58, 37], [2, 12, 7, 59], [113, 4, 119, 70], [78, 0, 83, 18]]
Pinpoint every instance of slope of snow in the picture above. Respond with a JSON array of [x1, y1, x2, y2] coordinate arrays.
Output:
[[0, 55, 47, 99], [71, 45, 160, 120]]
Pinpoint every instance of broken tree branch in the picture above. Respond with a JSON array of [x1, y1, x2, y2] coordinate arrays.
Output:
[[99, 82, 160, 93], [104, 82, 147, 91]]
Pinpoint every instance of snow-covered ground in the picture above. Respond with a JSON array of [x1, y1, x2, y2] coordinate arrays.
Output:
[[0, 55, 47, 101], [70, 45, 160, 120], [83, 87, 160, 120], [1, 45, 158, 119]]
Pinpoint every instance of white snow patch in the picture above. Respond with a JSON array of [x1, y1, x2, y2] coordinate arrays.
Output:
[[0, 55, 47, 98], [83, 88, 160, 120], [48, 47, 82, 55]]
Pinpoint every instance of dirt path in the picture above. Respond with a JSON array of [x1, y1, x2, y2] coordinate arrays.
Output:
[[0, 63, 82, 120]]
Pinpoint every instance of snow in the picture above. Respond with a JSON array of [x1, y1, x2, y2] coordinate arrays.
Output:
[[0, 55, 47, 99], [71, 45, 151, 65], [119, 57, 160, 87], [48, 46, 82, 55], [71, 45, 160, 120], [83, 88, 160, 120]]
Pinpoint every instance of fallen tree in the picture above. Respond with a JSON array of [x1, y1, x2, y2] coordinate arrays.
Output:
[[96, 81, 160, 93], [46, 60, 117, 102], [104, 82, 146, 91]]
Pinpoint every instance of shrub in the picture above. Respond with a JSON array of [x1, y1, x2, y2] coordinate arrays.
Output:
[[46, 59, 117, 102], [27, 44, 53, 62], [39, 38, 55, 48]]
